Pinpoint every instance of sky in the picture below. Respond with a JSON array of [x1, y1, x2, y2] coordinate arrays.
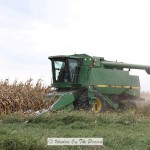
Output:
[[0, 0, 150, 91]]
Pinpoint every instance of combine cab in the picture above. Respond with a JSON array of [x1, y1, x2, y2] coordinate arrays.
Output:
[[45, 54, 150, 112]]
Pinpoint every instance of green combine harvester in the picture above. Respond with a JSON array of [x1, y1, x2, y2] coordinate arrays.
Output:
[[45, 54, 150, 112]]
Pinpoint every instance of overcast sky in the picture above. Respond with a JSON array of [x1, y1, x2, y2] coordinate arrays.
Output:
[[0, 0, 150, 91]]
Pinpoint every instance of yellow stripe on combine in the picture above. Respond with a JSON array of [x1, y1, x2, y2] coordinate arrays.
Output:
[[96, 85, 109, 88], [132, 86, 140, 89], [96, 84, 140, 89], [123, 86, 130, 88]]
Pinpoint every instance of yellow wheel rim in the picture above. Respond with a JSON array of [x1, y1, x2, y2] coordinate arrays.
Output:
[[92, 98, 102, 113]]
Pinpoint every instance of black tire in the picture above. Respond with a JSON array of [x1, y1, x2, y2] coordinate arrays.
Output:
[[125, 101, 137, 112], [73, 88, 89, 110]]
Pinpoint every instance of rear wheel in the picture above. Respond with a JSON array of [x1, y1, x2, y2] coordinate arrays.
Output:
[[126, 101, 137, 112], [119, 100, 137, 112]]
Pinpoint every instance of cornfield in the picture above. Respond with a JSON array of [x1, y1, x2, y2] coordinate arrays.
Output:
[[0, 78, 150, 115], [0, 79, 51, 115]]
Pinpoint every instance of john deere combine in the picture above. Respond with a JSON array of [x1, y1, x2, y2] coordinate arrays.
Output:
[[45, 54, 150, 112]]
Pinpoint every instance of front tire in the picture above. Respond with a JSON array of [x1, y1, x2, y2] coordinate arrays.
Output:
[[92, 93, 106, 113], [73, 88, 89, 110]]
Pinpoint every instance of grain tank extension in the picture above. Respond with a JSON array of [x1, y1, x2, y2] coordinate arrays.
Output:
[[45, 54, 150, 112]]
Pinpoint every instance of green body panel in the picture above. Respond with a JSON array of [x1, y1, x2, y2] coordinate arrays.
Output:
[[78, 66, 89, 84], [52, 83, 81, 89], [89, 68, 140, 97]]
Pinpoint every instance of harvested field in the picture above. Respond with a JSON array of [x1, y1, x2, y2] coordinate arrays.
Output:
[[0, 111, 150, 150]]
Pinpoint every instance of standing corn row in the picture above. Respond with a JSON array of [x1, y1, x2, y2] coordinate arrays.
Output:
[[0, 79, 51, 115]]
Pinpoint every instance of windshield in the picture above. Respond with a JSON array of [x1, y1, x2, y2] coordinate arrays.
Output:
[[51, 58, 80, 83]]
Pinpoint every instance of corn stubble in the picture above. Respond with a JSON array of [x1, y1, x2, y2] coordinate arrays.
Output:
[[0, 79, 51, 115]]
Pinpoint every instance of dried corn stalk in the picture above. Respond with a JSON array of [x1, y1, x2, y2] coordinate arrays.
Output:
[[0, 79, 51, 115]]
